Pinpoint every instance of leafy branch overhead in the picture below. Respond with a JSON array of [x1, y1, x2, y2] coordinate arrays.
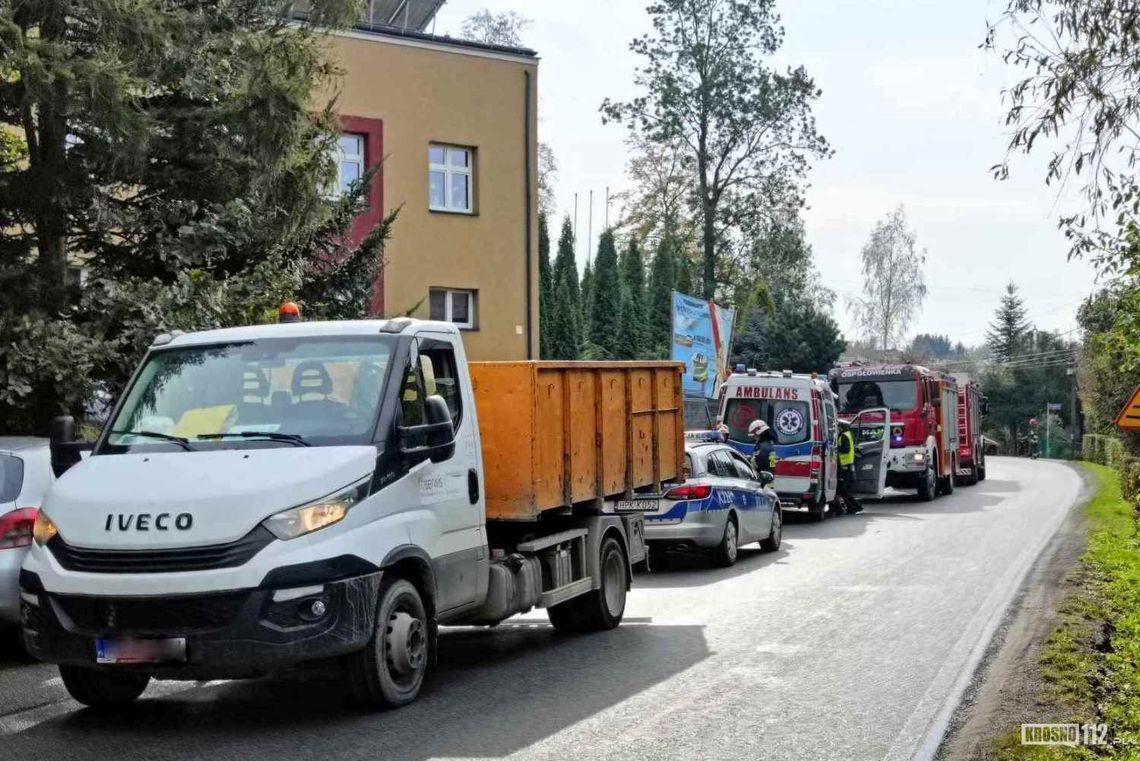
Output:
[[601, 0, 831, 300], [987, 0, 1140, 273], [0, 0, 392, 433]]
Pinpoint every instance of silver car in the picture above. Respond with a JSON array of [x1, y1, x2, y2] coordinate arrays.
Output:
[[0, 438, 53, 625], [644, 442, 782, 567]]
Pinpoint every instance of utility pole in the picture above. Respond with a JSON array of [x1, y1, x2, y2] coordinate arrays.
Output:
[[573, 193, 578, 260], [1068, 361, 1079, 453], [587, 190, 593, 263], [1045, 407, 1051, 459]]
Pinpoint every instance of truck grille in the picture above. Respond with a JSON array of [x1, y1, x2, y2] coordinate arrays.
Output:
[[47, 526, 275, 574], [53, 592, 248, 635]]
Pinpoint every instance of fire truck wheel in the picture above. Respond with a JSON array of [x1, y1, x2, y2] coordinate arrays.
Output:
[[917, 462, 937, 502], [966, 464, 979, 486], [940, 461, 956, 496], [978, 464, 987, 481]]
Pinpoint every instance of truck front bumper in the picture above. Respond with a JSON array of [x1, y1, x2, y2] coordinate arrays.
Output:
[[887, 446, 929, 474], [19, 569, 381, 680]]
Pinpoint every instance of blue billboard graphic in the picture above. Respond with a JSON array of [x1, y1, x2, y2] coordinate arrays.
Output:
[[671, 291, 735, 399]]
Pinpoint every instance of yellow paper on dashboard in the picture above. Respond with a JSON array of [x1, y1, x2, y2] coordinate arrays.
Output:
[[173, 406, 237, 439]]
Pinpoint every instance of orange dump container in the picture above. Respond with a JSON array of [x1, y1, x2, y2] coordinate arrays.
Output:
[[470, 361, 686, 522]]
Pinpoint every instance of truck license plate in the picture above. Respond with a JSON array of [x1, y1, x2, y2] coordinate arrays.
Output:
[[95, 637, 186, 665], [615, 499, 660, 513]]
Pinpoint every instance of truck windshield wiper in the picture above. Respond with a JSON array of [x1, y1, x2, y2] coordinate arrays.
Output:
[[195, 431, 311, 447], [109, 430, 194, 451]]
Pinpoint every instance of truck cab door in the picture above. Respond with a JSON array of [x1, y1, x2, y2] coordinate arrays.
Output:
[[401, 335, 486, 615], [849, 407, 890, 498], [823, 398, 839, 501]]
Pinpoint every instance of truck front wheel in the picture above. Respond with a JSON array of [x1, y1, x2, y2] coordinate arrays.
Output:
[[917, 461, 937, 502], [349, 577, 430, 709], [548, 536, 627, 633], [940, 458, 957, 496], [59, 665, 149, 709]]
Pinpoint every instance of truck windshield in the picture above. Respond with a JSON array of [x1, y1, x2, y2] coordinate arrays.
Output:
[[837, 380, 919, 413], [723, 398, 811, 445], [105, 336, 396, 451]]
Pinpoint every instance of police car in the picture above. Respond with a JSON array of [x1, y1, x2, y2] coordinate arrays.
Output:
[[644, 442, 781, 567]]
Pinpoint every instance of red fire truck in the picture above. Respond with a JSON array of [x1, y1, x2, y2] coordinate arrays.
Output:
[[956, 381, 987, 485], [829, 364, 960, 502]]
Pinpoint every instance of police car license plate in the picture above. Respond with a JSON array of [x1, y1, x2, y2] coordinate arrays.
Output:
[[95, 637, 186, 665], [615, 499, 660, 513]]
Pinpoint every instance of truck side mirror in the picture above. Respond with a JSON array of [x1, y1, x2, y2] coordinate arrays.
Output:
[[398, 395, 456, 464], [49, 415, 82, 477]]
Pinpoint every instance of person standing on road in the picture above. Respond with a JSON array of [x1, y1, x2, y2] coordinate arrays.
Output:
[[837, 420, 864, 514], [748, 419, 778, 474]]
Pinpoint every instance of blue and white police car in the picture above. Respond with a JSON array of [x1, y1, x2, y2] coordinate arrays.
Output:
[[644, 441, 781, 567]]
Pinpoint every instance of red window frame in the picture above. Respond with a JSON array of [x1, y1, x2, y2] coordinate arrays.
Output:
[[339, 115, 384, 314]]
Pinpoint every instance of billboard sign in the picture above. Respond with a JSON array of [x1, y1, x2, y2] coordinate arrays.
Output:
[[671, 291, 736, 399]]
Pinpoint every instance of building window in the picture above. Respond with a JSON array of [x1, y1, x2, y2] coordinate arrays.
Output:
[[332, 133, 366, 199], [429, 288, 476, 329], [429, 144, 473, 213]]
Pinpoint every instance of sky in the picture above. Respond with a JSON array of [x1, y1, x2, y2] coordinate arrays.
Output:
[[431, 0, 1102, 346]]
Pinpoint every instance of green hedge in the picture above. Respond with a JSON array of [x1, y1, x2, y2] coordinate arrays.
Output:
[[1084, 434, 1124, 466], [1122, 456, 1140, 516], [1084, 435, 1140, 515]]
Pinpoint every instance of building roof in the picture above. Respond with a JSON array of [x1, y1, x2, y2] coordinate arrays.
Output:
[[361, 0, 446, 31], [293, 0, 446, 32], [291, 0, 538, 60], [345, 18, 539, 59]]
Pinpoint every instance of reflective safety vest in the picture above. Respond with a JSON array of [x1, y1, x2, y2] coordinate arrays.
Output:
[[838, 430, 856, 467]]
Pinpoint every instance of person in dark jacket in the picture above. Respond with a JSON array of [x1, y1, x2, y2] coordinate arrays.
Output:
[[748, 419, 778, 474], [837, 420, 863, 514]]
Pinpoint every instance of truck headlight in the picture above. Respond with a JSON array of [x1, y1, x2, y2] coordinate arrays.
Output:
[[262, 479, 370, 541], [33, 510, 58, 546], [912, 452, 927, 463]]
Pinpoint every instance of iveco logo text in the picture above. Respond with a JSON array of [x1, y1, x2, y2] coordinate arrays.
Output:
[[104, 513, 193, 532]]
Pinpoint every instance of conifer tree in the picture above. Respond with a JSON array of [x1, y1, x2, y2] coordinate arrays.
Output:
[[548, 216, 581, 359], [986, 282, 1031, 362], [538, 212, 553, 359], [552, 216, 580, 304], [617, 237, 647, 359], [675, 250, 695, 296], [580, 258, 595, 344], [588, 230, 622, 359], [647, 238, 678, 358]]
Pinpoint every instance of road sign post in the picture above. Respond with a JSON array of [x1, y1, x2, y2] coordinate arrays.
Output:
[[1115, 386, 1140, 432], [1046, 402, 1062, 458]]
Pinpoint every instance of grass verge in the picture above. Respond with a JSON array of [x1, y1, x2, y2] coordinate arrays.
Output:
[[992, 463, 1140, 759]]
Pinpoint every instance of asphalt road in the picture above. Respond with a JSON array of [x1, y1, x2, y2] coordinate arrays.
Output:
[[0, 457, 1082, 761]]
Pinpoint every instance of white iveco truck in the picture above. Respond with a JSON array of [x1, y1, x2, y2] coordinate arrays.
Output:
[[20, 317, 684, 709]]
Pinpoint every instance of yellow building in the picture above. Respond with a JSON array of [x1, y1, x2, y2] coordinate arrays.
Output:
[[317, 3, 540, 360]]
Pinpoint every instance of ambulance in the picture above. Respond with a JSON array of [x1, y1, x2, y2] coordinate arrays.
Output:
[[718, 369, 840, 521]]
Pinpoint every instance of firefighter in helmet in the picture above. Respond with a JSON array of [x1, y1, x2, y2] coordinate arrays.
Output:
[[837, 420, 864, 514]]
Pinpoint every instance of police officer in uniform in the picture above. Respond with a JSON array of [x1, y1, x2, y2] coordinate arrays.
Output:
[[748, 419, 778, 474], [837, 420, 863, 514]]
